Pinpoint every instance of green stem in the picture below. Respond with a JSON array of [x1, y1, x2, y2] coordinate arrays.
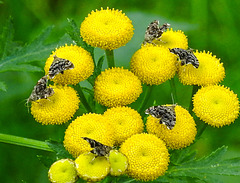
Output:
[[0, 133, 53, 152], [189, 85, 200, 114], [74, 84, 93, 113], [169, 77, 178, 104], [138, 85, 154, 114], [196, 123, 208, 139], [105, 49, 115, 68]]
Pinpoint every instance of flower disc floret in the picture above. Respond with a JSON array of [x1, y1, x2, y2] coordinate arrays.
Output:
[[44, 44, 94, 85], [64, 113, 114, 158], [193, 85, 239, 127], [94, 67, 142, 107], [104, 106, 143, 145], [120, 133, 169, 181], [131, 44, 177, 85], [31, 85, 80, 125], [75, 153, 110, 182], [48, 159, 78, 183], [155, 29, 188, 49], [80, 7, 134, 50], [178, 50, 225, 86], [146, 105, 197, 149]]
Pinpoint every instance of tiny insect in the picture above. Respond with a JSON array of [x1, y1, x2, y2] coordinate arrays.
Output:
[[169, 48, 199, 68], [145, 105, 176, 130], [48, 55, 74, 79], [27, 75, 54, 105], [82, 137, 113, 157], [143, 20, 170, 45]]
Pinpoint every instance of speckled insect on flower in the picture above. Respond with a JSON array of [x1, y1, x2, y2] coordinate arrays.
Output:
[[169, 48, 199, 68], [48, 55, 74, 79], [27, 75, 54, 105], [82, 137, 113, 157], [145, 105, 176, 130], [143, 20, 170, 45]]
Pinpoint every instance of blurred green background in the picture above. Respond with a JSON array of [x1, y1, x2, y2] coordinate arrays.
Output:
[[0, 0, 240, 182]]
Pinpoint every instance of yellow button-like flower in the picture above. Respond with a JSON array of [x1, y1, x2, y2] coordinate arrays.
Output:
[[94, 67, 142, 107], [109, 150, 128, 176], [178, 50, 225, 86], [64, 113, 114, 158], [31, 85, 80, 125], [193, 85, 239, 127], [80, 7, 134, 50], [154, 29, 188, 49], [48, 159, 78, 183], [146, 105, 197, 149], [75, 153, 110, 182], [120, 133, 169, 181], [103, 106, 144, 145], [130, 44, 177, 85], [44, 44, 94, 85]]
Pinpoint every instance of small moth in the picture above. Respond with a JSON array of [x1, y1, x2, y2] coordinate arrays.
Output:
[[48, 55, 74, 79], [169, 48, 199, 68], [145, 105, 176, 130], [82, 137, 113, 157], [143, 20, 170, 45], [27, 75, 54, 104]]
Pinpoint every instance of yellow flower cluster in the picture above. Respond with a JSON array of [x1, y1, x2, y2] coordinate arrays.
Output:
[[193, 85, 239, 127], [120, 133, 169, 181], [26, 6, 240, 183], [130, 44, 177, 85], [31, 85, 80, 125], [178, 50, 225, 86], [146, 105, 197, 149], [44, 44, 94, 85], [94, 67, 142, 107], [63, 113, 115, 158], [80, 7, 134, 50]]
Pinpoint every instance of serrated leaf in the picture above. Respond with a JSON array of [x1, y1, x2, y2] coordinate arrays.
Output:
[[0, 81, 7, 91], [0, 26, 72, 73], [45, 140, 73, 159], [66, 18, 94, 56], [37, 155, 56, 168], [170, 146, 197, 165], [96, 55, 104, 75], [166, 146, 240, 182]]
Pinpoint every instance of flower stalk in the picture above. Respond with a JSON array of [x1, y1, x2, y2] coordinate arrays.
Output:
[[105, 49, 115, 68], [74, 83, 93, 113], [137, 85, 154, 114], [169, 77, 178, 104], [0, 133, 53, 152]]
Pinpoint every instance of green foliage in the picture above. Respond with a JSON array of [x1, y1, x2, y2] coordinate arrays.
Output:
[[0, 19, 72, 91]]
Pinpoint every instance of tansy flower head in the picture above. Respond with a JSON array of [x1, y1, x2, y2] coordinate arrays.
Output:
[[130, 44, 177, 85], [154, 28, 188, 49], [109, 150, 128, 176], [31, 85, 80, 125], [44, 44, 94, 85], [94, 67, 142, 107], [177, 50, 225, 86], [75, 153, 110, 182], [48, 159, 78, 183], [146, 105, 197, 149], [193, 85, 239, 127], [80, 7, 134, 50], [64, 113, 114, 158], [103, 106, 144, 145], [120, 133, 169, 181]]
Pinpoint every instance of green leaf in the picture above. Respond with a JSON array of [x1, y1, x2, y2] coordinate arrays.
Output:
[[165, 146, 240, 182], [46, 139, 73, 159], [66, 18, 94, 56], [170, 146, 197, 165], [0, 26, 72, 73], [37, 154, 56, 168], [0, 81, 7, 91]]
